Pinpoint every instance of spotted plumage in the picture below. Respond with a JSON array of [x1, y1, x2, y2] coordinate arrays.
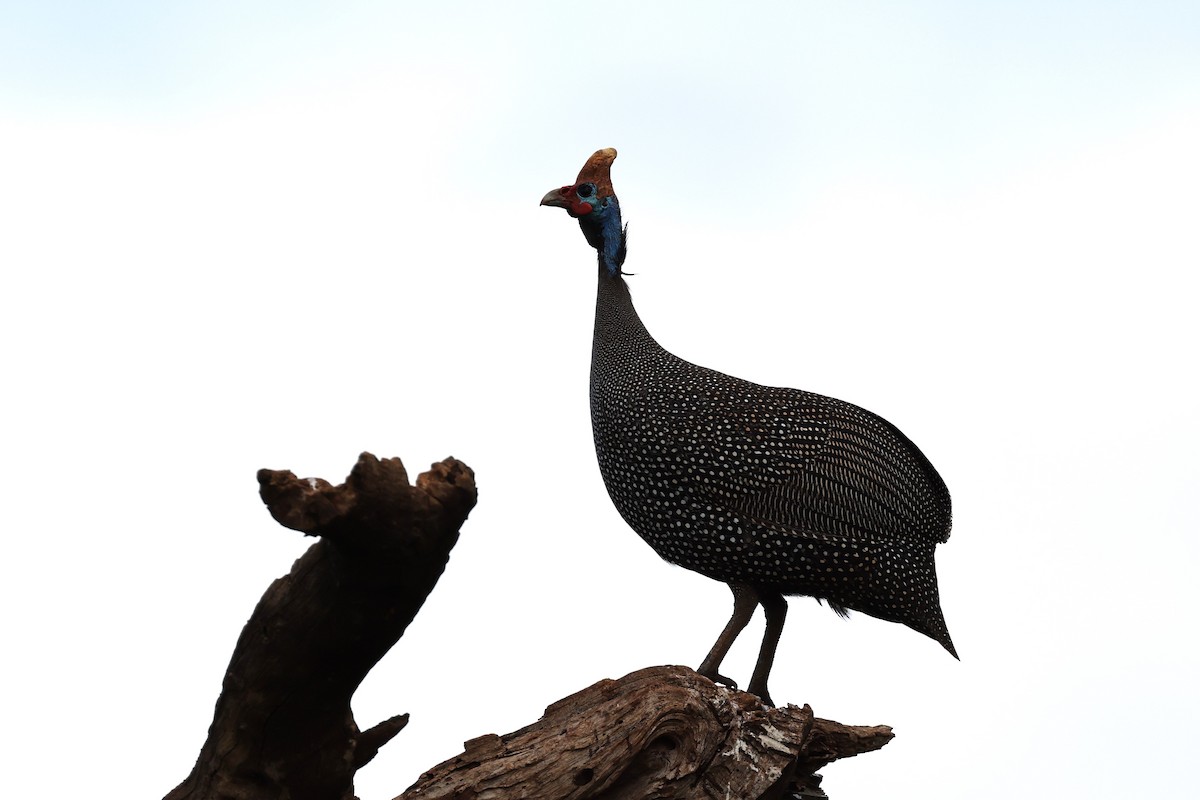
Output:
[[542, 149, 956, 705]]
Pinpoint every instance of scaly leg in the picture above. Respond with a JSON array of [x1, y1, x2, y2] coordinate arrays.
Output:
[[746, 591, 787, 707], [696, 583, 760, 689]]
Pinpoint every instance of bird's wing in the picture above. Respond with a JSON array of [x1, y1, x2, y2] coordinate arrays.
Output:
[[614, 358, 951, 545], [676, 383, 952, 545]]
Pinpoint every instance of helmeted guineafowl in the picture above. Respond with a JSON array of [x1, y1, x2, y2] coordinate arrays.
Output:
[[541, 148, 956, 706]]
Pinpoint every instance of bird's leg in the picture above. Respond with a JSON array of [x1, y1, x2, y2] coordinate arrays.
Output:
[[746, 591, 787, 707], [696, 583, 760, 690]]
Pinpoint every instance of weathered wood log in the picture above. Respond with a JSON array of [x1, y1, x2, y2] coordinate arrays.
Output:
[[166, 452, 477, 800], [399, 665, 893, 800]]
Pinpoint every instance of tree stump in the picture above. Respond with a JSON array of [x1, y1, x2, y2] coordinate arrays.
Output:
[[400, 665, 893, 800], [164, 452, 895, 800], [165, 452, 477, 800]]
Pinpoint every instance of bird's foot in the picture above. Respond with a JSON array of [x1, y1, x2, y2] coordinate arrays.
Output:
[[698, 668, 775, 706], [746, 678, 775, 708], [696, 667, 738, 692]]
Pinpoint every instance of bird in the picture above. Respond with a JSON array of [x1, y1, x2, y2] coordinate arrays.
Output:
[[540, 148, 956, 706]]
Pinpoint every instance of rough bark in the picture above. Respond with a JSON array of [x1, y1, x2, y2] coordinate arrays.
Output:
[[400, 665, 893, 800], [166, 452, 477, 800]]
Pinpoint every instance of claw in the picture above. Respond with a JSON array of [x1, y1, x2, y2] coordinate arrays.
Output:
[[747, 680, 775, 707], [698, 668, 738, 691]]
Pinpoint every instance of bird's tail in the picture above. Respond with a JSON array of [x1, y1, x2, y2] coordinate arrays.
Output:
[[923, 606, 959, 660]]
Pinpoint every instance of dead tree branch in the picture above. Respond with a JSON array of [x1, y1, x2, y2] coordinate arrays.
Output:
[[400, 665, 892, 800], [166, 452, 476, 800]]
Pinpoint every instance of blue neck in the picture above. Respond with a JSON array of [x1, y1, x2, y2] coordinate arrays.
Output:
[[579, 196, 625, 277]]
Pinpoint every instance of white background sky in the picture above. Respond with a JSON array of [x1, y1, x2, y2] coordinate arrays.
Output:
[[2, 2, 1197, 798]]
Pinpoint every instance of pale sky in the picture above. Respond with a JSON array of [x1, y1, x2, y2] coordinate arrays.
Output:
[[2, 3, 1198, 798]]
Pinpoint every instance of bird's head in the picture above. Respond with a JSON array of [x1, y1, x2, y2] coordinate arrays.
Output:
[[541, 147, 626, 273], [540, 147, 617, 218]]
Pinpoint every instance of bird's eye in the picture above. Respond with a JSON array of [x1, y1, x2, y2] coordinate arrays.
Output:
[[578, 182, 596, 197]]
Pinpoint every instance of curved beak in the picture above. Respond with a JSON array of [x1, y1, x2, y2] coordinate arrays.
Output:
[[540, 186, 571, 209]]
